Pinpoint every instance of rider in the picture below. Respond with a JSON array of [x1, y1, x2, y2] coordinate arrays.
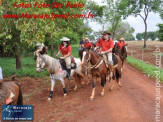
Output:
[[96, 31, 114, 76], [56, 37, 72, 80], [79, 37, 85, 56], [117, 37, 128, 51], [84, 37, 92, 49]]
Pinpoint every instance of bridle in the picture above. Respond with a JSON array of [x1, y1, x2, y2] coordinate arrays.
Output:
[[35, 54, 44, 70], [84, 50, 104, 69]]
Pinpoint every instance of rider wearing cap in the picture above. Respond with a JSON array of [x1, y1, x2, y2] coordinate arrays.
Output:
[[117, 37, 128, 50], [56, 37, 72, 80], [96, 31, 114, 76]]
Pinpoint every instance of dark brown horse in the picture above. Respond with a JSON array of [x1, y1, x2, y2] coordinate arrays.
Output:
[[80, 48, 122, 100], [0, 81, 23, 105], [112, 44, 127, 65]]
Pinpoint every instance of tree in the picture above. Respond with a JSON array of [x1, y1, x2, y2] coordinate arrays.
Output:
[[157, 24, 163, 41], [136, 31, 159, 41], [0, 0, 88, 68], [108, 21, 135, 41], [136, 33, 144, 40], [119, 0, 162, 48]]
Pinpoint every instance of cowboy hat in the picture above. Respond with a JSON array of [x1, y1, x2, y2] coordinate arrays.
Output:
[[120, 37, 125, 41], [102, 31, 111, 35], [60, 37, 70, 41], [85, 37, 89, 40]]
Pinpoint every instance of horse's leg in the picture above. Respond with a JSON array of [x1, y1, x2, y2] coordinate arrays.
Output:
[[90, 77, 96, 101], [48, 74, 56, 101], [101, 75, 106, 96], [118, 78, 122, 87], [60, 78, 67, 97], [110, 71, 115, 91], [73, 73, 78, 91], [87, 73, 91, 85]]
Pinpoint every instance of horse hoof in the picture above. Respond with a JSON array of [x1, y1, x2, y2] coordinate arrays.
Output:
[[73, 86, 77, 91], [64, 94, 67, 97], [89, 97, 94, 101], [110, 87, 114, 91], [48, 98, 51, 101], [101, 93, 104, 97]]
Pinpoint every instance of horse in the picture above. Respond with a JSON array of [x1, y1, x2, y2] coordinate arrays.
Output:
[[0, 81, 23, 105], [112, 44, 127, 66], [34, 47, 84, 101], [80, 48, 122, 100]]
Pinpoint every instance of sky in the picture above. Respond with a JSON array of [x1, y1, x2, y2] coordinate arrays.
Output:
[[89, 0, 163, 37]]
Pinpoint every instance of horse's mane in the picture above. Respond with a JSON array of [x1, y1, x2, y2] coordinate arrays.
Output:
[[43, 54, 61, 74], [90, 49, 103, 58]]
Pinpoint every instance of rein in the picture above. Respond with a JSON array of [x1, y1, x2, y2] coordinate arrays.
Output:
[[85, 51, 104, 69]]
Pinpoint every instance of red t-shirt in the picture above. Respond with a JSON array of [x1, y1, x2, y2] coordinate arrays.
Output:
[[59, 44, 71, 55], [96, 38, 114, 52], [117, 41, 126, 49], [84, 42, 92, 48]]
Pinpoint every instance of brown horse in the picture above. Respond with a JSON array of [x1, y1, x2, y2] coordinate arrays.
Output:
[[0, 81, 23, 105], [80, 48, 122, 100], [112, 44, 127, 65]]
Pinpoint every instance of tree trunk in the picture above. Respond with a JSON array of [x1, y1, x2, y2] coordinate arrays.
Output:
[[51, 39, 54, 57], [1, 43, 5, 57], [144, 21, 147, 48], [15, 53, 22, 69], [15, 43, 22, 69]]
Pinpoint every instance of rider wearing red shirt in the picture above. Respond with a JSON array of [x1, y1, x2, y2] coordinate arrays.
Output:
[[84, 38, 92, 49], [56, 37, 72, 80], [96, 31, 114, 76], [117, 37, 127, 50]]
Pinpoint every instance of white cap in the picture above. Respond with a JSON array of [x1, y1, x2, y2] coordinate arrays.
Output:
[[36, 43, 44, 49], [60, 37, 70, 41]]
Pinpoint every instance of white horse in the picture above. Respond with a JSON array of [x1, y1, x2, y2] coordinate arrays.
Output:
[[34, 47, 84, 101]]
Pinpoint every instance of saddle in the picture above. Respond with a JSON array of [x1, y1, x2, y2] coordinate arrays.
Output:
[[59, 56, 77, 70]]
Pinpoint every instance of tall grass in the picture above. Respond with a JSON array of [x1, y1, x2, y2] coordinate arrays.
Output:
[[0, 45, 80, 77], [127, 56, 163, 83]]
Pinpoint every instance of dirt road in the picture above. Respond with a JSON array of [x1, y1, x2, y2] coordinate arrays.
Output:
[[1, 63, 163, 122]]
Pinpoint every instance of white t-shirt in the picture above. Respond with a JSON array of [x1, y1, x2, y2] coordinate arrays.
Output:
[[0, 67, 3, 80]]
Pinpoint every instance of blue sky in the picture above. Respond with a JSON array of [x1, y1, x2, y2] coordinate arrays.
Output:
[[89, 0, 162, 37]]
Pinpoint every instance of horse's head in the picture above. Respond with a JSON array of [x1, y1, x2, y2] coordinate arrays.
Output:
[[121, 45, 127, 59], [113, 44, 120, 55], [80, 48, 90, 66], [34, 46, 48, 73]]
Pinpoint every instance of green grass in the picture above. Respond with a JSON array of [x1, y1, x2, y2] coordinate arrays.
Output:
[[151, 53, 163, 56], [0, 45, 80, 77], [127, 56, 163, 83]]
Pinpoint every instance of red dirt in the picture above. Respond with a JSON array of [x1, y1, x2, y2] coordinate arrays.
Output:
[[1, 63, 163, 122]]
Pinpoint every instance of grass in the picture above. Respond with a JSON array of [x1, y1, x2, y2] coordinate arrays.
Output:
[[0, 45, 80, 77], [127, 56, 163, 83], [151, 53, 163, 56]]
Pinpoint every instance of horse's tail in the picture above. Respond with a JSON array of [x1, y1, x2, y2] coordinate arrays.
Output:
[[15, 83, 23, 105]]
